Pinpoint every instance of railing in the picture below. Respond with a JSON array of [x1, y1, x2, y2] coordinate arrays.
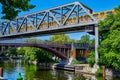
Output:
[[9, 10, 115, 34], [0, 1, 116, 38], [65, 43, 94, 50]]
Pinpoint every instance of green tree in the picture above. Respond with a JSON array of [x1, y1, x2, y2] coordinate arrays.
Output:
[[0, 0, 35, 20], [6, 48, 17, 56], [88, 51, 95, 67], [16, 47, 25, 55], [77, 35, 91, 44], [26, 38, 42, 43], [49, 34, 75, 44], [22, 38, 54, 63], [98, 6, 120, 70], [23, 47, 54, 63], [76, 34, 95, 45], [89, 39, 95, 45], [24, 47, 38, 61]]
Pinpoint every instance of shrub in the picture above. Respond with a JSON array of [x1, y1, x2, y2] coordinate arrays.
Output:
[[95, 68, 102, 76], [88, 51, 95, 67], [72, 59, 82, 64]]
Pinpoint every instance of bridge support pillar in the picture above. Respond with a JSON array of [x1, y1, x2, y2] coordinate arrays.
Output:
[[70, 49, 76, 58], [83, 50, 88, 58], [0, 46, 2, 52], [63, 48, 66, 55], [95, 24, 99, 63], [70, 43, 76, 58], [92, 24, 99, 73], [0, 67, 3, 78], [76, 49, 80, 58]]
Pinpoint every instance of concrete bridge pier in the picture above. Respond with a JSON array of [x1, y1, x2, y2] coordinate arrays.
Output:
[[68, 43, 76, 65], [0, 67, 3, 78], [65, 49, 70, 58], [62, 48, 69, 57], [83, 50, 88, 58], [68, 43, 89, 64], [95, 24, 99, 64], [0, 46, 2, 53], [92, 24, 99, 73], [55, 47, 69, 58]]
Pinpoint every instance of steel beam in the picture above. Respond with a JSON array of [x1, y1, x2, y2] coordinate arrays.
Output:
[[63, 5, 76, 25], [77, 2, 96, 21], [0, 1, 97, 38], [95, 24, 99, 63], [49, 11, 60, 26], [37, 12, 47, 29]]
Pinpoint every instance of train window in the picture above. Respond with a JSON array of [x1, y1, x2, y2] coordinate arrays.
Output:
[[100, 12, 104, 18], [93, 13, 98, 19], [106, 11, 112, 15], [112, 10, 115, 13], [84, 15, 89, 20], [100, 12, 104, 15], [93, 14, 98, 17]]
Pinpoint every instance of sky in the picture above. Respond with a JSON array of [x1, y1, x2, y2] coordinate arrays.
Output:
[[0, 0, 120, 40]]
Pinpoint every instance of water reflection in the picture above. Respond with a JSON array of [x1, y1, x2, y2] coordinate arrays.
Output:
[[0, 60, 117, 80]]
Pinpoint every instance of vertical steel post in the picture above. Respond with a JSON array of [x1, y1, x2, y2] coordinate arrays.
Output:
[[95, 24, 99, 63], [17, 19, 19, 31], [71, 42, 75, 50], [70, 43, 76, 58], [25, 18, 27, 32], [47, 12, 49, 28], [0, 46, 1, 52], [0, 67, 3, 77], [64, 48, 66, 56], [8, 22, 10, 34], [61, 7, 63, 25], [36, 14, 37, 28], [76, 4, 79, 23], [1, 22, 3, 35]]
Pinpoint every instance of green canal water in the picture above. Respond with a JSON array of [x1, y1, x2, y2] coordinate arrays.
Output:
[[0, 60, 118, 80]]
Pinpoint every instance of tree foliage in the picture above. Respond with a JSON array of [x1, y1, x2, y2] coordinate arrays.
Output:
[[98, 6, 120, 70], [78, 35, 90, 44], [23, 38, 54, 62], [49, 34, 75, 44], [0, 0, 35, 20], [88, 51, 95, 67], [23, 47, 54, 63], [77, 34, 95, 45], [26, 38, 42, 43], [6, 48, 17, 56], [4, 34, 95, 64], [16, 47, 25, 55]]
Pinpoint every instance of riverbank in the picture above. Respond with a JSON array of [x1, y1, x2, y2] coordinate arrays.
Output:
[[0, 60, 98, 80], [54, 63, 120, 78], [3, 59, 120, 78], [0, 60, 119, 80]]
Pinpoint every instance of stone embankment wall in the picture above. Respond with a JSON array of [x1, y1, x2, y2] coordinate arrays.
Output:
[[74, 64, 93, 74], [74, 64, 120, 77], [106, 68, 120, 77], [28, 60, 57, 68]]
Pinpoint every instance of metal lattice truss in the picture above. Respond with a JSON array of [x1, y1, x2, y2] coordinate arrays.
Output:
[[0, 1, 97, 38]]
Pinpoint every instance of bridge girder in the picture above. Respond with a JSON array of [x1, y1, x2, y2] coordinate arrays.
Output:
[[0, 43, 94, 59], [0, 1, 97, 39], [0, 43, 69, 59]]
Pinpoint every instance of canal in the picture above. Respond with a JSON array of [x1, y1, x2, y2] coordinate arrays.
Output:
[[0, 60, 117, 80]]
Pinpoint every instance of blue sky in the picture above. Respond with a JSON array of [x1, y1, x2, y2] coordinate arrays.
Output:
[[0, 0, 120, 40]]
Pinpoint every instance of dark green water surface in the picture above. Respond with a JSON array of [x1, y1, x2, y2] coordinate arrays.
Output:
[[0, 60, 118, 80]]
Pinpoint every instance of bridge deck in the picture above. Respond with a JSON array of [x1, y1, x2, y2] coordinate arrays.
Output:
[[0, 2, 115, 39]]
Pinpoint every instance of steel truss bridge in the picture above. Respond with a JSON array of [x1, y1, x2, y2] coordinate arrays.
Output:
[[0, 1, 115, 62], [0, 42, 93, 59], [0, 1, 115, 39]]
